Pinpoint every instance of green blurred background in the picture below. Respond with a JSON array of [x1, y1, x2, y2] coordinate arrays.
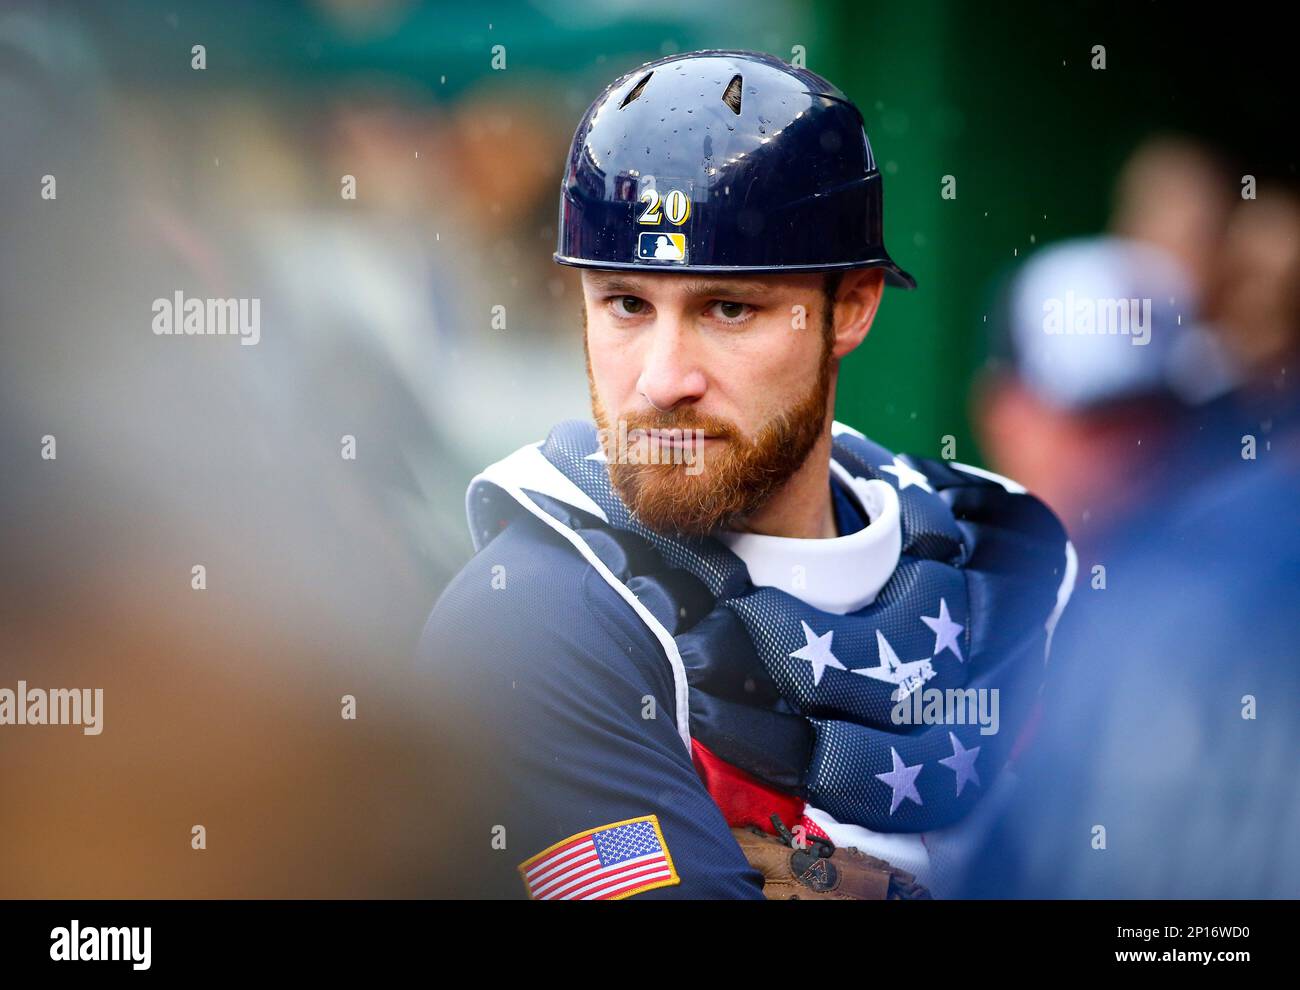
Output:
[[70, 0, 1295, 464]]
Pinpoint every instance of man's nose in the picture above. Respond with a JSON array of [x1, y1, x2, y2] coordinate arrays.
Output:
[[635, 313, 707, 412]]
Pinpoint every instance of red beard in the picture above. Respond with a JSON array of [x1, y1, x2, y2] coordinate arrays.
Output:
[[586, 343, 832, 537]]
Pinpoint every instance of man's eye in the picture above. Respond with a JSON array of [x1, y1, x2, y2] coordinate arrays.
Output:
[[611, 295, 647, 317], [711, 300, 752, 322]]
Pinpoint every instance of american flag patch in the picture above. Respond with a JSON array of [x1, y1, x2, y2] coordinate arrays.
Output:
[[518, 815, 680, 900]]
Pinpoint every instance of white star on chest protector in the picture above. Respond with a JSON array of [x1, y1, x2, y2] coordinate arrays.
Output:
[[938, 731, 981, 797], [921, 597, 965, 662], [789, 620, 847, 687], [875, 746, 925, 814], [879, 455, 933, 493]]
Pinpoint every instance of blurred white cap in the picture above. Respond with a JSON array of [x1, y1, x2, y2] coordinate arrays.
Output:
[[1003, 236, 1238, 409]]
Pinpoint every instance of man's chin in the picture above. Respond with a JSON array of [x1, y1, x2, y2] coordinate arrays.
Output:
[[608, 463, 759, 537]]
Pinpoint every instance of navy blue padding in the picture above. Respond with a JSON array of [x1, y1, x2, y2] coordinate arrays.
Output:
[[419, 511, 765, 898]]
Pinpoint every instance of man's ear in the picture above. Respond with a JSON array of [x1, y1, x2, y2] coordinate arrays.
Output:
[[830, 268, 885, 359]]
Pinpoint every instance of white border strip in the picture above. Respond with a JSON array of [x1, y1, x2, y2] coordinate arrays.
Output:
[[466, 442, 607, 548], [948, 460, 1028, 494]]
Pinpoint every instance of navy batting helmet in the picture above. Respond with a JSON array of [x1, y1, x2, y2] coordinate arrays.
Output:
[[554, 49, 915, 288]]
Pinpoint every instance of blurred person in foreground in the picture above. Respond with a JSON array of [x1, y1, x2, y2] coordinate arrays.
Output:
[[975, 136, 1242, 558], [0, 6, 477, 897], [419, 50, 1072, 900], [959, 180, 1300, 897], [958, 419, 1300, 898]]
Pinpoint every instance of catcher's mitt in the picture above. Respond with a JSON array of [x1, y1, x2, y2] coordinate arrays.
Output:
[[732, 816, 932, 900]]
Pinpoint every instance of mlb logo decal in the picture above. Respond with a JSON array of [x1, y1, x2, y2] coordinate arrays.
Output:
[[637, 231, 686, 262]]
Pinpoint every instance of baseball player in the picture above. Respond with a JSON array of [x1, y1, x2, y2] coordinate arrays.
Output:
[[420, 50, 1073, 899]]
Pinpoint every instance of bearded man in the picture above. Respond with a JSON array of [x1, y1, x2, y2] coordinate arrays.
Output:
[[419, 50, 1073, 900]]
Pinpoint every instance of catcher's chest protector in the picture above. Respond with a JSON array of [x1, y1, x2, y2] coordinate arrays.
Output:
[[467, 419, 1074, 835]]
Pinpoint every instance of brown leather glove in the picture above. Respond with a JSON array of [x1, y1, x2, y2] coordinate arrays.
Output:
[[731, 818, 932, 900]]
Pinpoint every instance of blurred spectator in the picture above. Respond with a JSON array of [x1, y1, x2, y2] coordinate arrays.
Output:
[[962, 140, 1300, 899], [1205, 187, 1300, 407], [1110, 135, 1234, 296], [959, 438, 1300, 898], [974, 235, 1236, 556]]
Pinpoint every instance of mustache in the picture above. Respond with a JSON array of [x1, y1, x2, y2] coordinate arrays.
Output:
[[619, 410, 740, 440]]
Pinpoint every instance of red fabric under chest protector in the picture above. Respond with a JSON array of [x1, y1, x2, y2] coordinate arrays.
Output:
[[691, 739, 805, 836]]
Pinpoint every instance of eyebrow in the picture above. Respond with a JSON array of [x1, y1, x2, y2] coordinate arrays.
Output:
[[585, 273, 774, 300]]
